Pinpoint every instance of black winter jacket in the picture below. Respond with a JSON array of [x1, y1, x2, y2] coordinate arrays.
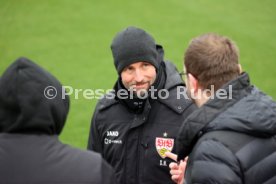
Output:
[[88, 61, 196, 184], [177, 73, 276, 184], [0, 58, 116, 184]]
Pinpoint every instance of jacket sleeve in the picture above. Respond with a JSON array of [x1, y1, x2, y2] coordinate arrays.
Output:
[[186, 139, 243, 184], [87, 103, 103, 153]]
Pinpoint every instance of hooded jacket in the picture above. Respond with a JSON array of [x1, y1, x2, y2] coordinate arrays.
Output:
[[177, 73, 276, 184], [0, 57, 116, 184], [88, 45, 196, 184]]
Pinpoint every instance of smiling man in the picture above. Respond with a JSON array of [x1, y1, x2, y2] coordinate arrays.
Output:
[[87, 26, 196, 184], [121, 61, 156, 96]]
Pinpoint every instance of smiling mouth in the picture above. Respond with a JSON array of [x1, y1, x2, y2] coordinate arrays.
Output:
[[132, 82, 149, 90]]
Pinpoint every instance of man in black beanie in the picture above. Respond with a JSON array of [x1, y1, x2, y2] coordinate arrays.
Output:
[[88, 26, 196, 184]]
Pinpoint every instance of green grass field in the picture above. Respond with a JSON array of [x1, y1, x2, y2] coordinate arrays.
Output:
[[1, 0, 275, 149]]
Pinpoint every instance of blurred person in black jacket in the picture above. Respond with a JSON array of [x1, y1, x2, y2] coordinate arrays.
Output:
[[0, 57, 116, 184]]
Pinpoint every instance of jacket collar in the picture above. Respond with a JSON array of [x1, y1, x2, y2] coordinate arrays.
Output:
[[158, 61, 194, 114]]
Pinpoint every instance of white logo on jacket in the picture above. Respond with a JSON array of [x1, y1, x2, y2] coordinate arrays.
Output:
[[104, 130, 122, 145], [106, 131, 119, 137]]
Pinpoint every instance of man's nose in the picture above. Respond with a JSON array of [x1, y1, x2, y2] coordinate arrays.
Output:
[[134, 69, 144, 82]]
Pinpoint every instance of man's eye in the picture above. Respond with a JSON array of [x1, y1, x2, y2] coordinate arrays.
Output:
[[124, 67, 133, 72], [143, 63, 149, 67]]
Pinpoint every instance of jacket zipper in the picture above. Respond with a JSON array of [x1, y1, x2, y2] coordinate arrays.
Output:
[[123, 129, 129, 184], [136, 118, 142, 184]]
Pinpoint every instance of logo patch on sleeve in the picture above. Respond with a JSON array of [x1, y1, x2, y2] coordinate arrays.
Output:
[[155, 137, 174, 158]]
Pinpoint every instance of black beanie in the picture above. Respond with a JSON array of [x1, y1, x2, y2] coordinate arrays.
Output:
[[111, 26, 159, 74]]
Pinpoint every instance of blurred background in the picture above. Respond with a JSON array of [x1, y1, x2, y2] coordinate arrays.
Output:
[[1, 0, 275, 149]]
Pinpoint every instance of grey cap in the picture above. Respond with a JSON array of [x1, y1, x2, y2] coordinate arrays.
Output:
[[111, 26, 159, 74]]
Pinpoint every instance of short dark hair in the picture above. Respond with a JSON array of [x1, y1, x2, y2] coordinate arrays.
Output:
[[184, 33, 240, 90]]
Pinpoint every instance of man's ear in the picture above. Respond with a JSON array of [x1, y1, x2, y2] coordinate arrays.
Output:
[[238, 64, 243, 74], [187, 73, 199, 94]]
